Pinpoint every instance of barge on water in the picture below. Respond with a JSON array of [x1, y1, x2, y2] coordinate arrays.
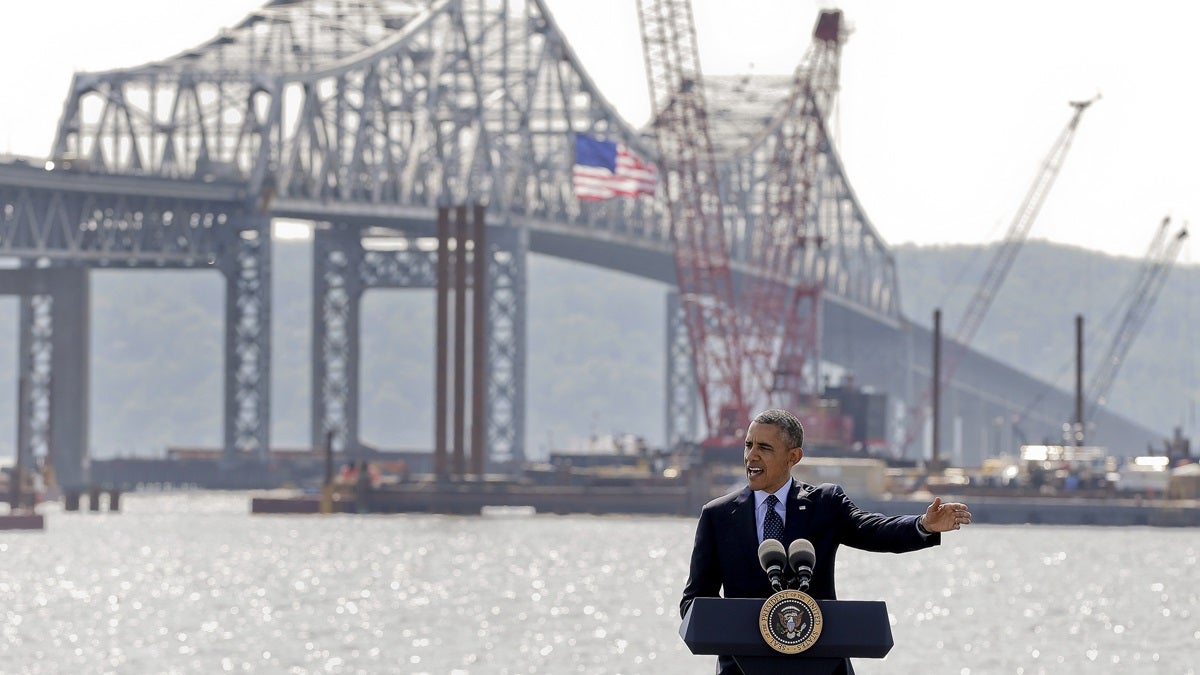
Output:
[[249, 468, 1200, 527]]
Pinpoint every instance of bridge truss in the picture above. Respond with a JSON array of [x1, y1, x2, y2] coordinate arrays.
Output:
[[2, 0, 905, 489]]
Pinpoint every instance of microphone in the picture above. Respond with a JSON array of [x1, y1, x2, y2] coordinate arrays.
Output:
[[787, 538, 816, 591], [758, 539, 788, 592]]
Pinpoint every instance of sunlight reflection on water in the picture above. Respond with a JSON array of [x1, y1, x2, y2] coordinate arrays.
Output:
[[0, 492, 1196, 674]]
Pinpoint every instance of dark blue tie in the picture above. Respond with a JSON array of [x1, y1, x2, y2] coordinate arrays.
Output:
[[763, 494, 784, 542]]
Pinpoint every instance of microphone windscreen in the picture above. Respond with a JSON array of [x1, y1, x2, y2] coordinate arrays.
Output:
[[788, 538, 816, 569], [758, 538, 787, 572]]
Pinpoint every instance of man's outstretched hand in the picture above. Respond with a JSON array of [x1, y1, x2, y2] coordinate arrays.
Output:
[[922, 496, 972, 532]]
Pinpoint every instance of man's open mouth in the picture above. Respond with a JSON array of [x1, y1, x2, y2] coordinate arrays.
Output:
[[746, 466, 763, 477]]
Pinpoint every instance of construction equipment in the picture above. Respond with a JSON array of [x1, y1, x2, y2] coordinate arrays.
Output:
[[636, 1, 848, 443], [748, 11, 844, 412], [1084, 217, 1188, 426], [902, 97, 1098, 456], [637, 0, 747, 440]]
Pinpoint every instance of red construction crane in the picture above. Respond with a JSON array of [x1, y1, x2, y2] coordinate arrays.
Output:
[[902, 97, 1098, 455], [1084, 218, 1188, 426], [636, 0, 746, 440], [745, 11, 844, 412], [636, 2, 847, 443]]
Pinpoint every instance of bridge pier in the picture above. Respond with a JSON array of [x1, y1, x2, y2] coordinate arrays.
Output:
[[219, 216, 272, 464], [312, 224, 364, 460], [0, 267, 90, 494], [64, 487, 121, 512], [434, 204, 491, 478], [665, 290, 699, 447], [310, 210, 527, 476]]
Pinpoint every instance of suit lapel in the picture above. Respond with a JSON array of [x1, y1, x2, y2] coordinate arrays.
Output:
[[727, 486, 758, 557], [731, 486, 756, 532]]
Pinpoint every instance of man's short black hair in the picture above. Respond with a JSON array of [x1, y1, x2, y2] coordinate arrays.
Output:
[[753, 408, 804, 449]]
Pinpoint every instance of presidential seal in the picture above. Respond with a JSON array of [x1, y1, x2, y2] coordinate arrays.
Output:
[[758, 589, 823, 654]]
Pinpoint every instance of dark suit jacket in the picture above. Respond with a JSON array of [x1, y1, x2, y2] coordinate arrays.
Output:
[[680, 480, 940, 674]]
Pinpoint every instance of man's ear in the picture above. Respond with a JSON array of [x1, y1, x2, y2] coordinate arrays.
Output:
[[789, 447, 804, 465]]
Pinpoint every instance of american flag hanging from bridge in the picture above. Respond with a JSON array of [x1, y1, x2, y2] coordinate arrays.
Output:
[[572, 133, 657, 200]]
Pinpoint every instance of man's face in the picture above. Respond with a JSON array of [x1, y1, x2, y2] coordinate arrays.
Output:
[[744, 421, 803, 493]]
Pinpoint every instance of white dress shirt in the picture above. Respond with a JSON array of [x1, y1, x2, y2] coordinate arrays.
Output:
[[753, 478, 792, 544]]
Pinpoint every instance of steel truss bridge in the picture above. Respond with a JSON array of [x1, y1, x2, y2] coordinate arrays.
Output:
[[0, 0, 1157, 492]]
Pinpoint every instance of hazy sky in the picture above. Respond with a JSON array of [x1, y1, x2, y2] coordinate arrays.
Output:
[[1, 0, 1197, 262]]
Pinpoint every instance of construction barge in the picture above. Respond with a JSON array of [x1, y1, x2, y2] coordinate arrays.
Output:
[[252, 479, 698, 516], [0, 513, 45, 531], [68, 442, 1200, 526], [249, 462, 1200, 527], [250, 482, 1200, 527]]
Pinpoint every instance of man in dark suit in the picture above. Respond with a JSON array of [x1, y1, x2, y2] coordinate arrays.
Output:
[[681, 408, 972, 674]]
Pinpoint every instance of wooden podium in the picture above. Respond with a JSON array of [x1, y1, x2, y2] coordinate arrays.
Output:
[[679, 597, 893, 674]]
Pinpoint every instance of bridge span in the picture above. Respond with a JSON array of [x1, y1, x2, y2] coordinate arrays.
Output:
[[0, 0, 1158, 494]]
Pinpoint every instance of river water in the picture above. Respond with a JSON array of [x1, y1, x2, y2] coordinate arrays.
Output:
[[1, 492, 1197, 674]]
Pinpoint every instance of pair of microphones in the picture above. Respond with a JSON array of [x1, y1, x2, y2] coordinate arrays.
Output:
[[757, 538, 816, 593]]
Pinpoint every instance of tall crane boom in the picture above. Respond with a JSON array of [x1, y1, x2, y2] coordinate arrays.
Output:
[[637, 4, 852, 440], [1086, 219, 1188, 421], [636, 0, 746, 437], [903, 97, 1097, 455], [744, 11, 845, 409], [951, 97, 1097, 351]]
